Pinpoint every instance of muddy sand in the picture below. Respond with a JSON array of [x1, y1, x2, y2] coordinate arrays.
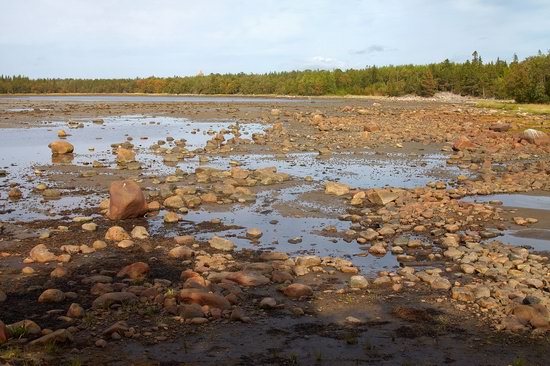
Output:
[[1, 95, 550, 365]]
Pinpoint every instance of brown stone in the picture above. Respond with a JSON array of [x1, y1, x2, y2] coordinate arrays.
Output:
[[179, 289, 231, 310], [366, 189, 399, 205], [105, 226, 130, 241], [452, 136, 476, 151], [49, 140, 74, 155], [107, 180, 148, 220], [117, 262, 150, 280], [116, 147, 136, 163], [0, 321, 7, 344], [283, 283, 313, 298]]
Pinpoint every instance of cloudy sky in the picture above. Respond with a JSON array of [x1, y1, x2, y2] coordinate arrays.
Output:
[[1, 0, 549, 78]]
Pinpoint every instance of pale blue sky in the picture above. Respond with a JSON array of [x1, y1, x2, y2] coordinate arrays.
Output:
[[1, 0, 549, 78]]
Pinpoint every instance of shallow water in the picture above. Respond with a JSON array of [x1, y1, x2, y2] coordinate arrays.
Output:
[[0, 115, 263, 170], [148, 184, 401, 273], [463, 194, 550, 251], [0, 114, 464, 272], [497, 229, 550, 252], [1, 95, 310, 103], [199, 151, 461, 189], [462, 194, 550, 210], [0, 115, 263, 221]]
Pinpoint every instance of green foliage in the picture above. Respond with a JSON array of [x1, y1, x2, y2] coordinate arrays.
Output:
[[1, 51, 549, 103]]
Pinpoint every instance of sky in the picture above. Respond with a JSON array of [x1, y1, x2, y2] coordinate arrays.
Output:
[[1, 0, 549, 78]]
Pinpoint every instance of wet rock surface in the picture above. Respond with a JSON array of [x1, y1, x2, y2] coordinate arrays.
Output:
[[0, 96, 549, 365]]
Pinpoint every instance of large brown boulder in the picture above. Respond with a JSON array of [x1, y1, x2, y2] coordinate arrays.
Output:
[[48, 140, 74, 155], [107, 180, 148, 220]]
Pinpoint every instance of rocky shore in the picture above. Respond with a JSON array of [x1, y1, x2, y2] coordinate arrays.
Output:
[[0, 96, 549, 365]]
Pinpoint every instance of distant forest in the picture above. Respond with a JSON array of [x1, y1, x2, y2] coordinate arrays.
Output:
[[1, 51, 549, 103]]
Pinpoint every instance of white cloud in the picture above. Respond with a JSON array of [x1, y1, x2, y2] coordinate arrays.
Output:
[[306, 56, 347, 69]]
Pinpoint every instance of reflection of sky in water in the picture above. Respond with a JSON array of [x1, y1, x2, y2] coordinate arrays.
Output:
[[0, 115, 263, 172], [0, 115, 462, 272], [148, 184, 401, 274], [0, 115, 263, 221], [492, 230, 550, 252], [463, 194, 550, 251], [462, 194, 550, 210], [192, 151, 464, 189], [0, 117, 546, 272]]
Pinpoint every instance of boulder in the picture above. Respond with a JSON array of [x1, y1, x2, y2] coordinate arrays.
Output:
[[451, 287, 474, 302], [92, 292, 138, 308], [522, 129, 549, 145], [117, 262, 150, 280], [130, 226, 149, 239], [452, 136, 476, 151], [116, 148, 136, 163], [226, 271, 270, 287], [366, 189, 399, 205], [513, 304, 550, 329], [7, 320, 41, 336], [284, 283, 313, 298], [29, 329, 74, 346], [246, 228, 263, 239], [349, 275, 369, 289], [209, 236, 235, 251], [325, 181, 350, 196], [105, 226, 130, 241], [107, 180, 148, 220], [49, 140, 74, 155], [163, 195, 185, 209], [38, 289, 65, 303], [29, 244, 57, 263], [259, 297, 277, 309], [179, 289, 231, 310], [67, 303, 85, 318], [489, 122, 511, 132], [260, 252, 289, 261], [168, 246, 194, 259]]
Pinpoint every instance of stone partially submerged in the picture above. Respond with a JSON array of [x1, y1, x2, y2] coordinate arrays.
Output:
[[48, 140, 74, 155]]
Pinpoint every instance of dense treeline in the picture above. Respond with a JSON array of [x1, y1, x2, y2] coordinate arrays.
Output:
[[1, 51, 549, 103]]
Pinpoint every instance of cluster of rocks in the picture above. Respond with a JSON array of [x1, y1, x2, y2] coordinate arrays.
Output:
[[1, 237, 370, 348], [325, 159, 550, 333], [101, 165, 290, 223]]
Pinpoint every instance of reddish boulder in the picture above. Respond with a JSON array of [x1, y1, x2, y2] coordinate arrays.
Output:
[[179, 288, 231, 310], [283, 283, 313, 298], [117, 262, 150, 280], [108, 180, 148, 220]]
